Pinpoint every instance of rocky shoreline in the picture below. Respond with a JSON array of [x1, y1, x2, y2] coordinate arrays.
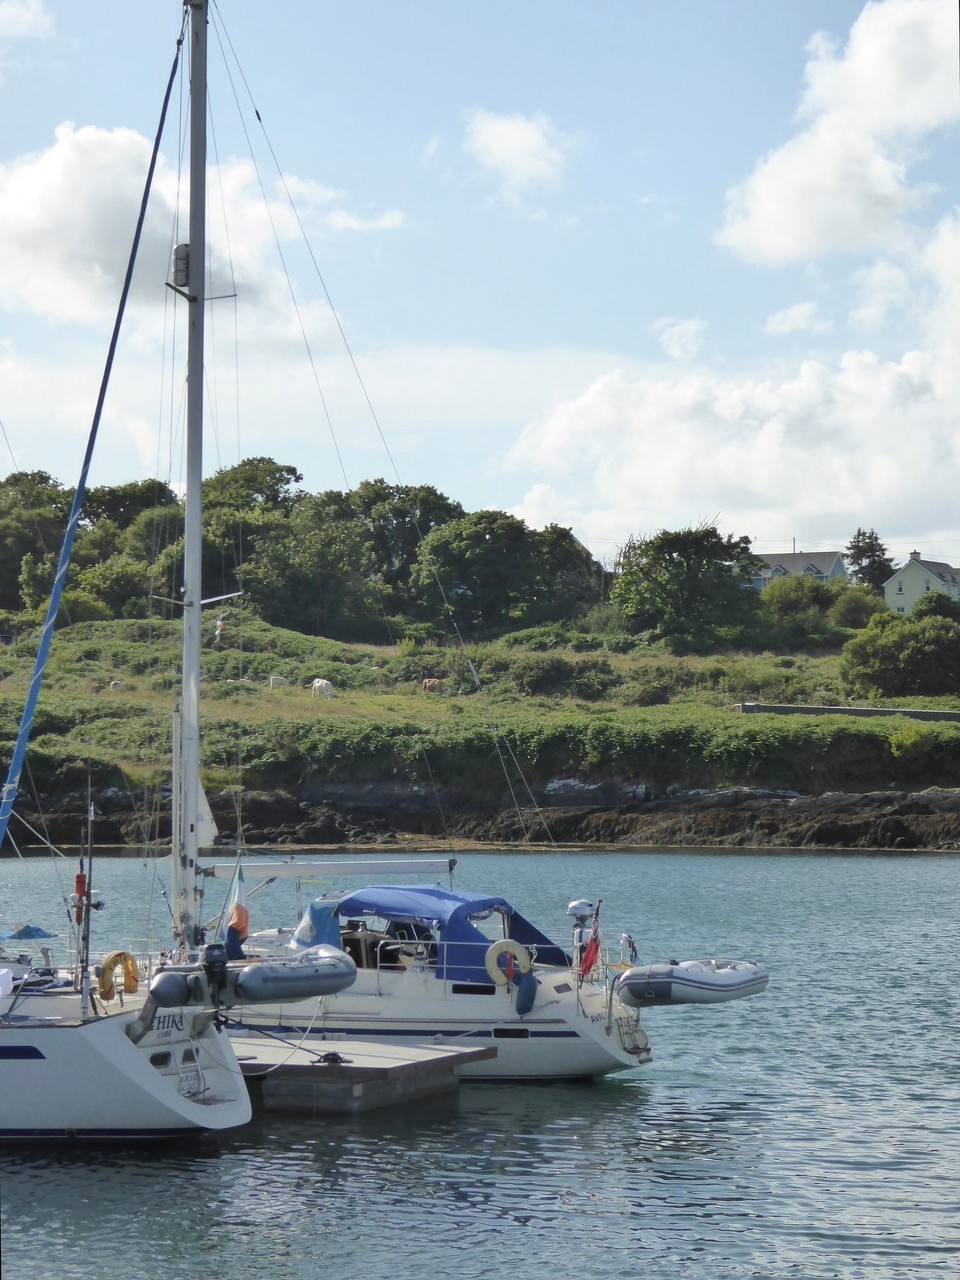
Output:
[[9, 784, 960, 853]]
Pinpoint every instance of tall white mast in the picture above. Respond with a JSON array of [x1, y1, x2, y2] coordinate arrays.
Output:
[[176, 0, 208, 950]]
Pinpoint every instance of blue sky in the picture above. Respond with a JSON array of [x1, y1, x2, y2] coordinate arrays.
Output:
[[0, 0, 958, 568]]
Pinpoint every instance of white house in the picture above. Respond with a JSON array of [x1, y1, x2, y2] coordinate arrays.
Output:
[[751, 551, 847, 592], [883, 551, 960, 614]]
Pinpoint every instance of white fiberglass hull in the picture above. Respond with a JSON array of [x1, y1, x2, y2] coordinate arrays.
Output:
[[230, 963, 651, 1081], [0, 1007, 250, 1139]]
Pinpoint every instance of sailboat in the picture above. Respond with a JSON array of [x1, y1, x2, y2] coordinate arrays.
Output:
[[196, 858, 647, 1081], [0, 0, 354, 1139]]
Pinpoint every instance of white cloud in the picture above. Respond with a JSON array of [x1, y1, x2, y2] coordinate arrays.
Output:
[[0, 123, 173, 324], [325, 208, 404, 233], [420, 135, 442, 168], [636, 192, 677, 225], [717, 0, 959, 264], [847, 259, 911, 330], [0, 124, 403, 329], [0, 0, 52, 41], [650, 317, 707, 360], [920, 210, 960, 383], [507, 331, 955, 554], [764, 301, 832, 336], [463, 108, 579, 198]]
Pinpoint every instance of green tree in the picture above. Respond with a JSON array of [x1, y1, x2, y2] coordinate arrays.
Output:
[[410, 510, 543, 632], [0, 470, 72, 518], [200, 459, 303, 599], [845, 528, 896, 591], [758, 575, 884, 646], [758, 574, 837, 646], [911, 592, 960, 622], [82, 479, 178, 528], [0, 471, 71, 610], [826, 584, 886, 628], [611, 524, 761, 639], [73, 518, 122, 570], [121, 505, 185, 564], [203, 457, 304, 513], [527, 525, 605, 623], [242, 497, 379, 638], [75, 554, 154, 618], [202, 502, 288, 598], [18, 551, 58, 611], [761, 574, 839, 621], [309, 479, 465, 613], [841, 611, 960, 696]]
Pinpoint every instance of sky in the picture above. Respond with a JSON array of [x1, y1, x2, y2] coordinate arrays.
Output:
[[0, 0, 958, 569]]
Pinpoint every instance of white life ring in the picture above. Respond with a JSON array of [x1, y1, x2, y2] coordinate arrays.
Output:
[[485, 939, 532, 987]]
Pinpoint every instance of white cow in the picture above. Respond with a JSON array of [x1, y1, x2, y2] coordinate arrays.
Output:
[[268, 676, 290, 688], [311, 678, 334, 699]]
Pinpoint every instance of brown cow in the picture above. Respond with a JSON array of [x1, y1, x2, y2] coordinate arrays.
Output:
[[422, 678, 445, 694]]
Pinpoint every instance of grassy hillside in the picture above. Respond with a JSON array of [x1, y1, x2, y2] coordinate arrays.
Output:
[[1, 618, 959, 798]]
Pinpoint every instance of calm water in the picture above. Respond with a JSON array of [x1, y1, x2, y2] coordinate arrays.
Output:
[[1, 848, 959, 1280]]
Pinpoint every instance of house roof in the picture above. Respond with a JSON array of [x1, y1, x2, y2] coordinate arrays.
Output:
[[755, 552, 845, 577], [884, 557, 960, 587]]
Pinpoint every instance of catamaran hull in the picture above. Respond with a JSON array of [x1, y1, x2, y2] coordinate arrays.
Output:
[[230, 967, 651, 1081], [0, 1011, 250, 1139]]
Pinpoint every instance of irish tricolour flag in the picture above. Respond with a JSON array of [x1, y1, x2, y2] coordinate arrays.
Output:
[[221, 863, 249, 959]]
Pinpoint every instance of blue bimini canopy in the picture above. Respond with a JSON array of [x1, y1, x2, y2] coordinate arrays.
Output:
[[334, 884, 570, 983], [0, 923, 57, 941]]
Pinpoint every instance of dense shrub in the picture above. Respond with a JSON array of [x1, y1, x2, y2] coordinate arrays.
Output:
[[501, 625, 571, 650], [841, 612, 960, 697], [510, 654, 576, 695]]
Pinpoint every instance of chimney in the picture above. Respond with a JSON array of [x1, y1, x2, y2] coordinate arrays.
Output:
[[910, 550, 921, 561]]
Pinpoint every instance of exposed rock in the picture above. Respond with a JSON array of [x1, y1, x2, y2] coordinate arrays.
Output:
[[6, 784, 960, 853]]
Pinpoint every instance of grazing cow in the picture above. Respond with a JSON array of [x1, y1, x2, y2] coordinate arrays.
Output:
[[422, 678, 445, 694], [90, 681, 105, 695], [109, 680, 124, 691], [311, 678, 334, 699], [268, 675, 290, 688]]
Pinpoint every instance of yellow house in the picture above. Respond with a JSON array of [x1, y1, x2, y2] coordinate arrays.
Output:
[[884, 551, 960, 614]]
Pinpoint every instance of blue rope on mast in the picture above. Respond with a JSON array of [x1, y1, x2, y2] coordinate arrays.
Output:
[[0, 29, 186, 849]]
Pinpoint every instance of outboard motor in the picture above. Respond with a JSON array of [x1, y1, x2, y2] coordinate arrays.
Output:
[[201, 942, 228, 996], [566, 899, 594, 965], [567, 899, 593, 927]]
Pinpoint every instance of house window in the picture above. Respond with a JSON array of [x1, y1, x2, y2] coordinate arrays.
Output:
[[925, 580, 931, 591], [897, 606, 905, 613], [896, 582, 903, 593]]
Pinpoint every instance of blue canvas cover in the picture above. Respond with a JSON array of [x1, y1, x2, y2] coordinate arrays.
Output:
[[333, 884, 570, 982], [0, 923, 57, 940], [289, 899, 341, 949], [502, 915, 571, 969]]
